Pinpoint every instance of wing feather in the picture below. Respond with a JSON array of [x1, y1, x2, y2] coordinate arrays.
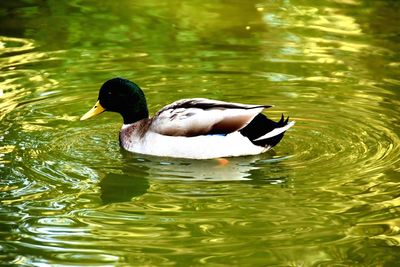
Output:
[[150, 98, 270, 137]]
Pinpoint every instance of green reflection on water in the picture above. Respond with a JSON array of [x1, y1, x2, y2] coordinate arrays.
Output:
[[1, 0, 400, 266]]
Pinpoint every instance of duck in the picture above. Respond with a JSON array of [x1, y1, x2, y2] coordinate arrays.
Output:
[[80, 78, 294, 159]]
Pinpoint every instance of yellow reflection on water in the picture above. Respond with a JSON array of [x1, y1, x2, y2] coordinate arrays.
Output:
[[307, 11, 362, 36], [352, 218, 400, 246], [0, 36, 35, 55], [333, 0, 361, 5], [305, 37, 370, 53], [0, 145, 15, 165]]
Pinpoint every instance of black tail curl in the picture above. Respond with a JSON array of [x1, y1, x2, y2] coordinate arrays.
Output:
[[240, 114, 289, 148]]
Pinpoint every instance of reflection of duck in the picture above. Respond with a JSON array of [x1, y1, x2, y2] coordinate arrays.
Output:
[[145, 156, 259, 181], [81, 78, 294, 159], [121, 150, 289, 183], [98, 151, 290, 204]]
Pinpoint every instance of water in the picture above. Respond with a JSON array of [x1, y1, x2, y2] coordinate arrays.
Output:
[[1, 0, 399, 265]]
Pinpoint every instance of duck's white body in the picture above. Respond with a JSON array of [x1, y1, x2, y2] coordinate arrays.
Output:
[[118, 98, 295, 159], [120, 123, 268, 159]]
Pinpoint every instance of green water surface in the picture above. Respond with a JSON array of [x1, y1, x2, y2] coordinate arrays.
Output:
[[1, 0, 400, 266]]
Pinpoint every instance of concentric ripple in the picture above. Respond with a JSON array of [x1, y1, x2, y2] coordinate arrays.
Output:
[[284, 87, 400, 189]]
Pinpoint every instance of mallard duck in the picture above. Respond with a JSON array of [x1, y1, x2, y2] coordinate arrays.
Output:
[[81, 78, 294, 159]]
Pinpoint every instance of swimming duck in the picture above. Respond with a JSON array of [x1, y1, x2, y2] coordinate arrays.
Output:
[[81, 78, 294, 159]]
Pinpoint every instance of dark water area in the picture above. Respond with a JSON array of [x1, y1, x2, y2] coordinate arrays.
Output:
[[1, 0, 400, 266]]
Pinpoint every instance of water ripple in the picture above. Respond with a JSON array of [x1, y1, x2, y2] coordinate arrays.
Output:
[[0, 0, 399, 265], [283, 88, 400, 188]]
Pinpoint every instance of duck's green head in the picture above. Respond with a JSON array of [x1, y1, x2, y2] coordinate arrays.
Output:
[[81, 78, 149, 124]]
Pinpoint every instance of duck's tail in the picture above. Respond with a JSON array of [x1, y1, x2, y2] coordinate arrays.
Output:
[[239, 114, 295, 148]]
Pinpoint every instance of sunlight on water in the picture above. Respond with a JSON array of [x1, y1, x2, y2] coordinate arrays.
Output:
[[1, 0, 400, 266]]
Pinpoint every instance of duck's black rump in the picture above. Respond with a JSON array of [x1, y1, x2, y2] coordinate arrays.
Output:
[[240, 114, 290, 148]]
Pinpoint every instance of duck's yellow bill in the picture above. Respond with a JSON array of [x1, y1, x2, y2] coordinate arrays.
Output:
[[80, 101, 105, 121]]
